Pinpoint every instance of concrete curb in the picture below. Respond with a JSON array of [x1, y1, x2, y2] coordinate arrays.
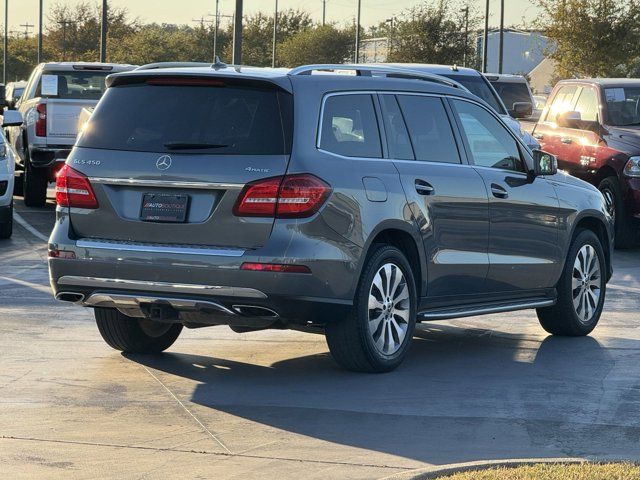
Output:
[[379, 458, 590, 480]]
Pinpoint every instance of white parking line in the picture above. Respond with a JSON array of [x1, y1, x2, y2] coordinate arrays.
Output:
[[13, 212, 50, 243]]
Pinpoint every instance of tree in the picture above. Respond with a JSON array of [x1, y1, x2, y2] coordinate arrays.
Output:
[[279, 25, 353, 66], [536, 0, 640, 78], [386, 1, 480, 66]]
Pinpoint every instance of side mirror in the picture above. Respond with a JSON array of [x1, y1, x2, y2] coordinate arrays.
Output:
[[556, 111, 582, 128], [532, 149, 558, 176], [2, 110, 23, 127], [511, 101, 533, 119]]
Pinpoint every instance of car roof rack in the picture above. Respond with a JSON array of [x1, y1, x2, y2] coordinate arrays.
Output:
[[135, 62, 214, 71], [288, 64, 469, 91]]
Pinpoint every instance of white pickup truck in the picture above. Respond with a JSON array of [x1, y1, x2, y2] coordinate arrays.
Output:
[[6, 62, 135, 206]]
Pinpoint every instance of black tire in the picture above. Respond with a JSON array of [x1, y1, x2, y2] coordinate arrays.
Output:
[[13, 173, 23, 196], [95, 307, 183, 353], [0, 201, 12, 239], [23, 156, 48, 208], [598, 176, 636, 249], [325, 245, 417, 373], [537, 229, 606, 336]]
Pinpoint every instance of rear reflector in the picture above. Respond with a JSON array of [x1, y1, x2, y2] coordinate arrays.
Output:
[[233, 174, 331, 218], [48, 249, 76, 259], [240, 262, 311, 274], [55, 165, 99, 209]]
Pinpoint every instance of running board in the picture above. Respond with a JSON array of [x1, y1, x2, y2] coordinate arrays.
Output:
[[418, 298, 555, 321]]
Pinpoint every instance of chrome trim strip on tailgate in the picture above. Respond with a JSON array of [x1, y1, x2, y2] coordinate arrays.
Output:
[[89, 177, 244, 190], [76, 238, 245, 257], [58, 276, 268, 299]]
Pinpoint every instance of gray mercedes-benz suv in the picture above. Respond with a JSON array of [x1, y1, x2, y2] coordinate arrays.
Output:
[[48, 63, 614, 372]]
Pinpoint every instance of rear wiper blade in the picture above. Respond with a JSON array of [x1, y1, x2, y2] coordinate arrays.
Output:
[[164, 142, 229, 150]]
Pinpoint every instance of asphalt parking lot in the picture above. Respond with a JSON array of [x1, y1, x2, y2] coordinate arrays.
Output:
[[2, 193, 640, 479]]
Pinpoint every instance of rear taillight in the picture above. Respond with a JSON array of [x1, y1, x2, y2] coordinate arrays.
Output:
[[55, 165, 99, 209], [35, 103, 47, 137], [233, 174, 331, 218]]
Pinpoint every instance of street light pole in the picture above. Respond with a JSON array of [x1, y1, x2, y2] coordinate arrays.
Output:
[[232, 0, 243, 64], [461, 6, 469, 67], [213, 0, 219, 61], [272, 0, 278, 68], [354, 0, 361, 63], [322, 0, 326, 26], [100, 0, 107, 62], [498, 0, 504, 74], [482, 0, 489, 73], [37, 0, 43, 63], [3, 0, 7, 84]]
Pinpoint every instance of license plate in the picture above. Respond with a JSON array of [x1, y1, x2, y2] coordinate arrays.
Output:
[[140, 193, 189, 223]]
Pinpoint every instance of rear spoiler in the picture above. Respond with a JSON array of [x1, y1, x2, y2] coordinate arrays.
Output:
[[72, 65, 114, 71]]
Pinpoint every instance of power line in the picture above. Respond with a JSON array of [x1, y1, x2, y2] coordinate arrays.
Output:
[[20, 22, 34, 39]]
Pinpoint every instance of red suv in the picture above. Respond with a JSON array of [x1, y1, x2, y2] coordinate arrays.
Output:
[[533, 79, 640, 248]]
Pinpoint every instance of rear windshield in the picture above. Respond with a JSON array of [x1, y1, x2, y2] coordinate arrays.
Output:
[[78, 79, 292, 154], [604, 86, 640, 126], [441, 74, 506, 115], [491, 81, 532, 110], [38, 71, 110, 100]]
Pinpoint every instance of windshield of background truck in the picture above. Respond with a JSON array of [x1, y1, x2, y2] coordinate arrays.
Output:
[[492, 81, 532, 110]]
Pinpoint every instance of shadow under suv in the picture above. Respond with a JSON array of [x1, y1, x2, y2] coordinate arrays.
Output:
[[49, 63, 614, 372]]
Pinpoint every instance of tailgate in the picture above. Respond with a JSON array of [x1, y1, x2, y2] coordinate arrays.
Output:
[[47, 100, 98, 138]]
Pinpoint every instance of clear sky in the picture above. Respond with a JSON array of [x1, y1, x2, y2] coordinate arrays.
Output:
[[10, 0, 540, 35]]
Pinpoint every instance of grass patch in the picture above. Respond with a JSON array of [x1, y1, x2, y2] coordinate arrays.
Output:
[[437, 463, 640, 480]]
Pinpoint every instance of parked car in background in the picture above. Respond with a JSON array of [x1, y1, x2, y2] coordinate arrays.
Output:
[[49, 63, 612, 372], [5, 81, 27, 110], [6, 62, 135, 207], [486, 73, 537, 121], [533, 79, 640, 248], [0, 111, 24, 238], [383, 64, 539, 150]]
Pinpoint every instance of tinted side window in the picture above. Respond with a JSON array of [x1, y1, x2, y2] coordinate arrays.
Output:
[[452, 99, 525, 172], [396, 95, 461, 164], [379, 95, 413, 160], [544, 85, 578, 123], [319, 94, 382, 158], [573, 87, 599, 123]]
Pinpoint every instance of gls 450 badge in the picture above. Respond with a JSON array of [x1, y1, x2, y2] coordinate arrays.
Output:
[[73, 159, 101, 166]]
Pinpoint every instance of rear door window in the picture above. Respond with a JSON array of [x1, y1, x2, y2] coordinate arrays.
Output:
[[379, 94, 414, 160], [78, 78, 292, 155], [319, 94, 382, 158], [396, 95, 461, 164]]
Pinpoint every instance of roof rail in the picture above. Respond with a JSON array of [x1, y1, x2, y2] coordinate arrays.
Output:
[[288, 64, 469, 91], [135, 62, 214, 71]]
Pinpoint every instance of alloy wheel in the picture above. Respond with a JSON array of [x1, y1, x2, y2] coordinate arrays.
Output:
[[368, 263, 411, 355], [572, 245, 602, 323]]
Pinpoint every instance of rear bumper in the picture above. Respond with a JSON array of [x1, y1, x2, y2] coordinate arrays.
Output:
[[29, 146, 72, 168], [48, 216, 360, 327]]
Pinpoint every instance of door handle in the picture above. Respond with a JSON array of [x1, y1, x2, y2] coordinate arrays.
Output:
[[490, 183, 508, 199], [561, 137, 572, 144], [415, 180, 435, 195], [533, 133, 544, 140]]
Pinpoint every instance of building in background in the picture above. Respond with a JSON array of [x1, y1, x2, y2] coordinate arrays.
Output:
[[477, 29, 551, 76]]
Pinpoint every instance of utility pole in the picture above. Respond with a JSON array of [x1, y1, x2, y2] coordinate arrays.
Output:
[[461, 6, 469, 67], [3, 0, 7, 85], [272, 0, 278, 68], [232, 0, 242, 64], [99, 0, 107, 62], [354, 0, 361, 63], [322, 0, 326, 26], [482, 0, 489, 73], [20, 22, 33, 39], [208, 6, 232, 62], [385, 17, 394, 59], [498, 0, 504, 73], [37, 0, 43, 63], [58, 20, 75, 62]]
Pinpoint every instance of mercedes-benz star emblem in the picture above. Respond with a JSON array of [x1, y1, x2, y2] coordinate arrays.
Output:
[[156, 155, 172, 171]]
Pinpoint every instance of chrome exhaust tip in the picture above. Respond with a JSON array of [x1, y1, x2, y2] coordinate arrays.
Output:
[[55, 292, 85, 303], [232, 305, 279, 318]]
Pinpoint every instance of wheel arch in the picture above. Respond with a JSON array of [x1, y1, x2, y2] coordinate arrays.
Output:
[[357, 221, 426, 298]]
